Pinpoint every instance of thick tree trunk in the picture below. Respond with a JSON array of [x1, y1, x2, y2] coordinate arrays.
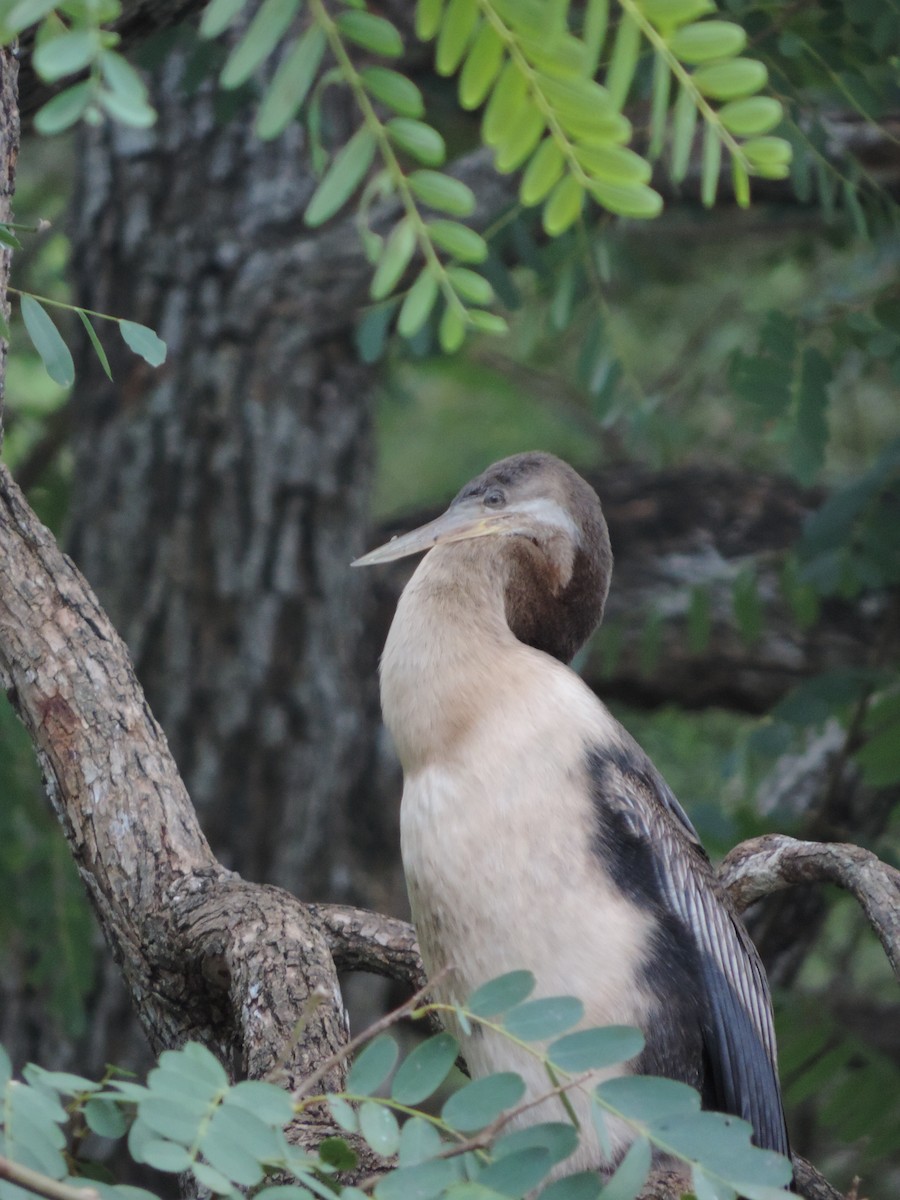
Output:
[[65, 32, 396, 911]]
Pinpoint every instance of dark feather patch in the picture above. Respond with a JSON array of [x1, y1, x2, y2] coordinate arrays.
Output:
[[586, 743, 792, 1164]]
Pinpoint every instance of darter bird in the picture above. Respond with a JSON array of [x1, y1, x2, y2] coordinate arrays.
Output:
[[353, 451, 790, 1174]]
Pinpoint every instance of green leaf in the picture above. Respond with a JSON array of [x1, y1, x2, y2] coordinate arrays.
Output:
[[669, 20, 746, 65], [598, 1134, 650, 1200], [100, 51, 150, 105], [78, 310, 112, 381], [415, 0, 444, 41], [201, 1125, 266, 1187], [693, 58, 768, 101], [359, 1101, 400, 1157], [520, 138, 565, 206], [439, 304, 466, 353], [84, 1097, 128, 1138], [576, 144, 652, 186], [374, 1158, 459, 1200], [742, 136, 792, 179], [9, 72, 70, 120], [397, 268, 439, 337], [493, 1121, 578, 1168], [387, 118, 446, 165], [35, 82, 92, 135], [33, 31, 99, 83], [692, 1167, 736, 1200], [256, 26, 327, 139], [478, 1146, 553, 1195], [119, 320, 167, 366], [466, 308, 508, 335], [0, 224, 21, 249], [442, 1073, 526, 1132], [409, 169, 476, 215], [549, 1026, 644, 1071], [138, 1138, 195, 1173], [362, 67, 424, 118], [336, 10, 403, 58], [543, 176, 585, 236], [459, 22, 504, 109], [98, 88, 157, 129], [428, 220, 487, 263], [641, 0, 715, 26], [583, 0, 610, 73], [398, 1115, 443, 1165], [503, 996, 583, 1042], [597, 1075, 700, 1121], [318, 1136, 358, 1171], [483, 61, 527, 147], [670, 82, 697, 183], [220, 0, 300, 89], [589, 181, 662, 219], [700, 120, 721, 207], [200, 0, 249, 39], [436, 0, 478, 75], [20, 295, 74, 387], [371, 219, 417, 300], [467, 971, 535, 1016], [191, 1161, 235, 1194], [391, 1032, 459, 1105], [540, 1171, 603, 1200], [348, 1036, 400, 1096], [305, 127, 377, 227], [225, 1079, 294, 1125], [447, 266, 493, 305], [606, 11, 641, 110], [719, 96, 782, 137], [4, 0, 58, 35], [494, 104, 545, 173], [732, 155, 750, 207], [648, 46, 671, 160]]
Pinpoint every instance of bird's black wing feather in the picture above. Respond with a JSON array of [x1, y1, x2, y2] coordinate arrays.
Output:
[[586, 741, 790, 1159]]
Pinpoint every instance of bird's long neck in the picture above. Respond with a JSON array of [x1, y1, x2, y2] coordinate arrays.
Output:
[[380, 543, 520, 773]]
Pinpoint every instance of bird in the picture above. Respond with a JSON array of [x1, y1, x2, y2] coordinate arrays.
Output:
[[353, 450, 790, 1175]]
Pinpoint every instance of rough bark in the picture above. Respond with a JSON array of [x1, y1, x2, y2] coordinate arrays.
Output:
[[65, 35, 393, 909], [0, 464, 395, 1175]]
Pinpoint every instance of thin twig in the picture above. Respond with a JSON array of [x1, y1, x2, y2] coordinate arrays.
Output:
[[0, 1156, 99, 1200], [292, 968, 449, 1103]]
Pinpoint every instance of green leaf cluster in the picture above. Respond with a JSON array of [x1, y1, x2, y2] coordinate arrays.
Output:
[[0, 0, 156, 131]]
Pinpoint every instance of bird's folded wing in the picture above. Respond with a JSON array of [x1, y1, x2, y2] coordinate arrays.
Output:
[[591, 744, 791, 1158]]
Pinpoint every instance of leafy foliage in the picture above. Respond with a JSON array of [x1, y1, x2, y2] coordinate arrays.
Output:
[[0, 973, 796, 1200]]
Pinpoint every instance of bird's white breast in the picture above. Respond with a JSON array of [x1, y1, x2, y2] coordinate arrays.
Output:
[[399, 655, 656, 1168]]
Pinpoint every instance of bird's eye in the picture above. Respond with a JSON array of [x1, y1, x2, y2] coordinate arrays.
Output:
[[483, 488, 506, 509]]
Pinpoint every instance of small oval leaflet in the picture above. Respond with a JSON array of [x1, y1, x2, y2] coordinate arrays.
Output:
[[120, 320, 167, 368], [598, 1133, 651, 1200], [373, 1156, 460, 1200], [502, 995, 584, 1042], [20, 295, 75, 388], [359, 1100, 401, 1157], [347, 1034, 400, 1096], [391, 1031, 459, 1105], [466, 970, 535, 1017], [477, 1145, 553, 1195], [442, 1072, 526, 1133], [548, 1024, 644, 1072], [596, 1073, 699, 1123], [540, 1169, 607, 1200], [398, 1114, 443, 1165]]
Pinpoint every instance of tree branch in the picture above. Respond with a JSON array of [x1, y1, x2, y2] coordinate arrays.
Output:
[[720, 834, 900, 983]]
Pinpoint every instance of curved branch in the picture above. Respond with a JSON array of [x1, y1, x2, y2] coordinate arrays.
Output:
[[720, 834, 900, 982], [0, 464, 357, 1146], [309, 902, 424, 990]]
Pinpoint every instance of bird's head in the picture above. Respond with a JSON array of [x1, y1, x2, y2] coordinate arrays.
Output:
[[353, 452, 612, 663]]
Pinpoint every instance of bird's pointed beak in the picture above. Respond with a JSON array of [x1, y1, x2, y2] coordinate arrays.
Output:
[[352, 501, 507, 567]]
